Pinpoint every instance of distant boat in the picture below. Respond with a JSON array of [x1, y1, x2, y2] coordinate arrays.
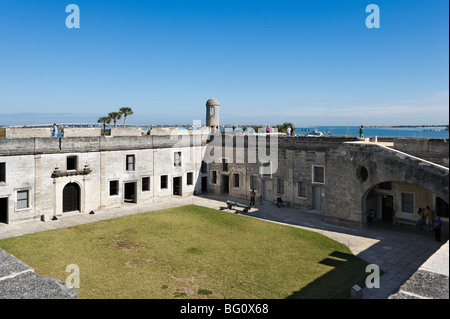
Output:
[[305, 129, 324, 137]]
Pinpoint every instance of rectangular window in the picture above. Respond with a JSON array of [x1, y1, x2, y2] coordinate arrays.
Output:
[[110, 180, 119, 196], [0, 162, 5, 183], [212, 171, 217, 184], [161, 175, 168, 189], [401, 193, 414, 213], [187, 172, 193, 185], [201, 161, 207, 174], [126, 155, 135, 171], [297, 181, 306, 198], [250, 175, 258, 191], [313, 166, 325, 184], [233, 173, 240, 188], [17, 190, 29, 209], [277, 178, 284, 194], [142, 177, 150, 192], [260, 161, 272, 178], [67, 156, 77, 171], [174, 152, 182, 167], [221, 158, 228, 172]]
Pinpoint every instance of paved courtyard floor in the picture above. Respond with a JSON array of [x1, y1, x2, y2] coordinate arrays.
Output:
[[0, 194, 447, 299]]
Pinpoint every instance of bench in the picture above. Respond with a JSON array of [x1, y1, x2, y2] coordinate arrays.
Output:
[[225, 200, 250, 213], [394, 217, 417, 228]]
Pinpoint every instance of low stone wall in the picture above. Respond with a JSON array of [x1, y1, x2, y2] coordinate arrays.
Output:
[[62, 128, 101, 137], [392, 138, 449, 167], [110, 128, 142, 136], [4, 127, 51, 138]]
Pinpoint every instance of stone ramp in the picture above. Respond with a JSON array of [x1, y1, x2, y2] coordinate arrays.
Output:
[[389, 241, 449, 299], [0, 249, 78, 299]]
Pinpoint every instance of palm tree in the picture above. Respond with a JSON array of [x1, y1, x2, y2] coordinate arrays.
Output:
[[119, 107, 134, 128], [108, 112, 122, 128], [97, 116, 111, 131]]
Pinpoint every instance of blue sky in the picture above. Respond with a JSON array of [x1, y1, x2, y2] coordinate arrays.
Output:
[[0, 0, 448, 126]]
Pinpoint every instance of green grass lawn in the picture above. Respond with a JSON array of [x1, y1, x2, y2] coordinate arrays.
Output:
[[0, 205, 369, 299]]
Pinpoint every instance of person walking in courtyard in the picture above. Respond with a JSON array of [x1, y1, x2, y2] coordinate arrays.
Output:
[[425, 206, 433, 231], [433, 216, 442, 242], [250, 189, 256, 207]]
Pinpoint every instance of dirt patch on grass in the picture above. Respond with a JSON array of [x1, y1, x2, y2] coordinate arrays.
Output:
[[116, 240, 141, 249]]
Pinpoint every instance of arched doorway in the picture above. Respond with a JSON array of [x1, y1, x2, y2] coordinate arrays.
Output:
[[363, 181, 447, 226], [63, 183, 80, 213]]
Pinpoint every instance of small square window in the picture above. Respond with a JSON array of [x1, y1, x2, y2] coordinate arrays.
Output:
[[313, 166, 325, 184], [187, 172, 193, 185], [161, 175, 168, 189], [126, 155, 135, 171], [222, 158, 228, 172], [67, 156, 77, 171], [260, 161, 272, 178], [250, 175, 258, 191], [201, 161, 207, 174], [110, 180, 119, 196], [174, 152, 182, 167], [401, 193, 414, 213], [297, 181, 306, 198], [233, 173, 240, 188], [277, 179, 284, 194], [17, 190, 29, 209], [142, 177, 150, 192], [0, 162, 5, 183]]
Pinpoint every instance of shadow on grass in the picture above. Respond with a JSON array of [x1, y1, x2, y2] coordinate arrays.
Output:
[[286, 251, 370, 299]]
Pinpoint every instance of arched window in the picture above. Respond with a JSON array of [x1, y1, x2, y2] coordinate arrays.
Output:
[[63, 183, 80, 212], [210, 106, 215, 115]]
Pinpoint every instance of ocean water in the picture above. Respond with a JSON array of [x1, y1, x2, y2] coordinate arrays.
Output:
[[294, 126, 449, 139], [219, 125, 448, 138]]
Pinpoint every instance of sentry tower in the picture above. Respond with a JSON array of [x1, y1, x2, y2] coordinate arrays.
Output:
[[206, 98, 220, 127]]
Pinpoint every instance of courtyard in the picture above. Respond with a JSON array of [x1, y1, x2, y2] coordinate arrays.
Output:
[[0, 195, 447, 299]]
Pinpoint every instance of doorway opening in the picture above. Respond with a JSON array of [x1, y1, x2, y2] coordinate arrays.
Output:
[[312, 186, 325, 211], [173, 177, 182, 196], [0, 197, 7, 224], [124, 182, 137, 203], [382, 194, 394, 221], [63, 183, 81, 212], [221, 175, 229, 194], [435, 197, 449, 218], [201, 176, 208, 193]]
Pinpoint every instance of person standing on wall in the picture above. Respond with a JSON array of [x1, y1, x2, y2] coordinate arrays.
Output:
[[359, 125, 364, 138], [51, 123, 58, 137]]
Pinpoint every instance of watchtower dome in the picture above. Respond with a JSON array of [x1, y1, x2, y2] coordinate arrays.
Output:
[[206, 98, 220, 127]]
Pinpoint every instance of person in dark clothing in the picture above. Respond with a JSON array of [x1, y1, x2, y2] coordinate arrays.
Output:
[[250, 189, 256, 207], [433, 217, 442, 242]]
